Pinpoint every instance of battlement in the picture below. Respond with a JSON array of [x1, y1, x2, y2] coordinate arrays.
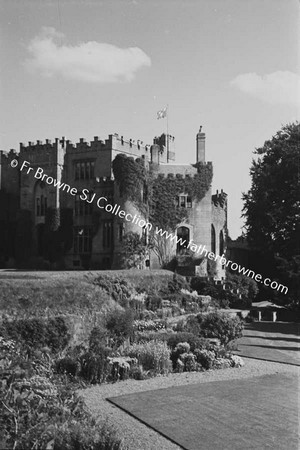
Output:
[[0, 149, 18, 161], [95, 176, 114, 184], [212, 189, 227, 207], [20, 137, 66, 153], [155, 172, 209, 181]]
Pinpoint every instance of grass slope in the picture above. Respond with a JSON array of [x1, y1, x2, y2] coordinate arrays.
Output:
[[0, 269, 177, 316]]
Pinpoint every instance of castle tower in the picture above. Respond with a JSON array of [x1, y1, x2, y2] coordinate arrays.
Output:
[[196, 126, 206, 163]]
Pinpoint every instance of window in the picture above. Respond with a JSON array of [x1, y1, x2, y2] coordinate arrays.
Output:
[[74, 192, 93, 216], [219, 230, 224, 256], [118, 223, 125, 242], [142, 225, 147, 245], [211, 225, 216, 254], [178, 194, 192, 208], [36, 195, 47, 216], [73, 227, 92, 254], [176, 226, 189, 253], [74, 161, 95, 180], [103, 221, 113, 248]]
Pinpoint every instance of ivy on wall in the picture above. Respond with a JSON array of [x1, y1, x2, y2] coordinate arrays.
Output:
[[112, 154, 146, 208], [150, 165, 213, 230], [112, 153, 213, 231]]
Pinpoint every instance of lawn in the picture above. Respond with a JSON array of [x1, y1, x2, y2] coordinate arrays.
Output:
[[108, 372, 299, 450], [235, 321, 300, 366]]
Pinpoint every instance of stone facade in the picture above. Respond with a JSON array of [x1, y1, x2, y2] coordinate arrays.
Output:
[[0, 128, 227, 278]]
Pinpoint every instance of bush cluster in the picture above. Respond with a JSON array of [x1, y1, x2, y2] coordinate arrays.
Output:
[[133, 319, 166, 332], [93, 275, 133, 306], [122, 341, 172, 376], [191, 274, 258, 308], [0, 336, 126, 450], [0, 316, 70, 353]]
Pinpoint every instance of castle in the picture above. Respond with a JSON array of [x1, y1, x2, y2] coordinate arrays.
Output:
[[0, 128, 227, 278]]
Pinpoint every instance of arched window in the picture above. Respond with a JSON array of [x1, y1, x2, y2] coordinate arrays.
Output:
[[35, 182, 48, 217], [176, 226, 189, 254], [211, 225, 216, 254], [219, 230, 224, 256]]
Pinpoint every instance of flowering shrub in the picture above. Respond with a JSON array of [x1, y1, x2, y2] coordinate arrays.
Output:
[[230, 355, 244, 367], [180, 289, 199, 299], [133, 319, 166, 332], [123, 341, 172, 375], [213, 358, 231, 370]]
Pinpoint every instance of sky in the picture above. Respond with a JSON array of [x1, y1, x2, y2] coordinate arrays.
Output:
[[1, 0, 299, 238]]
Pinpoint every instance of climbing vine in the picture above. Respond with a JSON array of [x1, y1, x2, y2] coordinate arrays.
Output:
[[112, 153, 213, 232], [112, 154, 146, 210], [149, 165, 213, 230]]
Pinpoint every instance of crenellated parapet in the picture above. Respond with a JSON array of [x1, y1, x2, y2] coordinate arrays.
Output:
[[0, 148, 18, 161], [212, 189, 227, 208], [95, 176, 114, 184], [20, 137, 66, 152], [155, 172, 211, 181]]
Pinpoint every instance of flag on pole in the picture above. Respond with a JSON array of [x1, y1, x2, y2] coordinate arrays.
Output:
[[157, 107, 167, 119]]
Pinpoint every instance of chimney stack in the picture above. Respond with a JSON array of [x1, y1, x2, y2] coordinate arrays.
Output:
[[196, 126, 205, 163]]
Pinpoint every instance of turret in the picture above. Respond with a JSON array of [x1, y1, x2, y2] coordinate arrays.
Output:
[[196, 126, 206, 163]]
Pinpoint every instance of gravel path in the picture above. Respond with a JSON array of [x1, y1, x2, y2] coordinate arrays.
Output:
[[80, 358, 299, 450]]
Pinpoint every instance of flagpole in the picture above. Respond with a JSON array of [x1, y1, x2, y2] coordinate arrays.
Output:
[[166, 104, 169, 155]]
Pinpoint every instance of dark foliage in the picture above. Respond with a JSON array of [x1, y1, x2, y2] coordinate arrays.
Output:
[[0, 316, 70, 353], [106, 309, 135, 346], [195, 311, 243, 345], [242, 122, 300, 305], [167, 332, 206, 352]]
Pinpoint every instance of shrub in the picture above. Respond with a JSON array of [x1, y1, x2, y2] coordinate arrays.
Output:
[[93, 275, 133, 306], [197, 311, 243, 345], [55, 357, 80, 377], [167, 332, 206, 352], [184, 315, 202, 335], [230, 354, 245, 367], [133, 319, 166, 332], [80, 346, 112, 384], [145, 295, 162, 311], [133, 330, 173, 344], [89, 326, 109, 353], [170, 342, 190, 370], [0, 316, 70, 353], [167, 273, 191, 294], [123, 341, 171, 376], [53, 421, 126, 450], [213, 357, 231, 370], [107, 356, 137, 382], [0, 336, 126, 450], [193, 349, 215, 370], [106, 308, 134, 347], [179, 352, 198, 372]]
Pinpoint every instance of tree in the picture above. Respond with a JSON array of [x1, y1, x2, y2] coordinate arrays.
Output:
[[120, 232, 148, 269], [242, 122, 300, 305]]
